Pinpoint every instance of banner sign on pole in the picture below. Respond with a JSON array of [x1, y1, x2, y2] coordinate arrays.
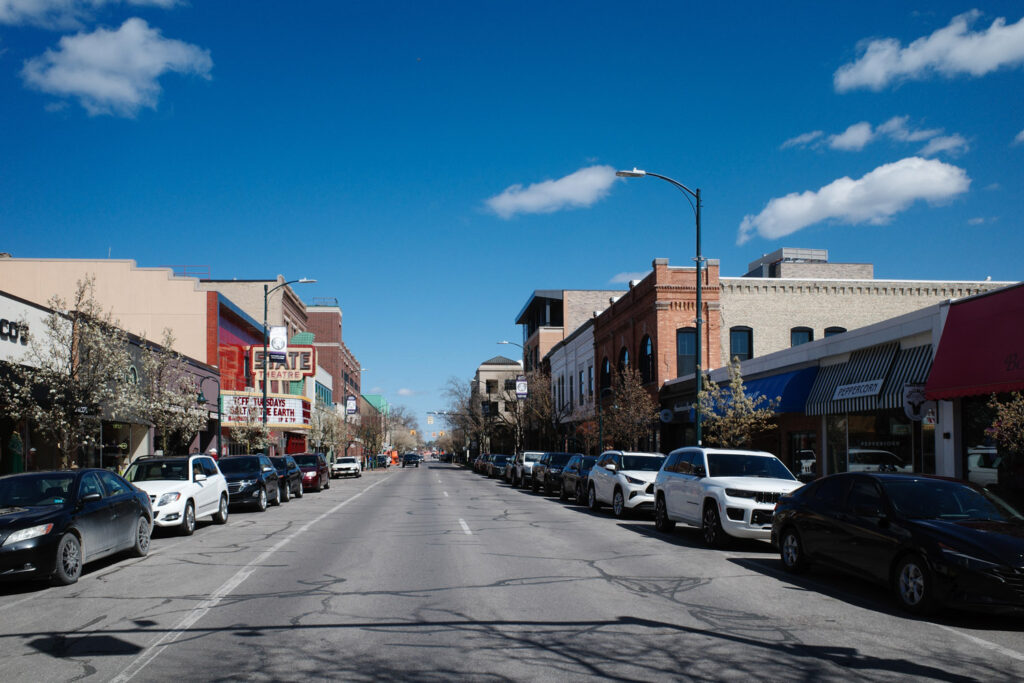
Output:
[[268, 326, 288, 362], [515, 374, 528, 399], [346, 395, 357, 414]]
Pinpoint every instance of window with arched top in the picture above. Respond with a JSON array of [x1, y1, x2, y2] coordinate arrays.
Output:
[[599, 357, 611, 391], [824, 326, 846, 338], [676, 327, 696, 377], [618, 347, 629, 372], [639, 335, 654, 383], [729, 326, 753, 361], [791, 326, 814, 347]]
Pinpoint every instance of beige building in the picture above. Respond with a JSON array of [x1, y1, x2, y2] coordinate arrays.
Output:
[[515, 289, 621, 371], [198, 277, 309, 340]]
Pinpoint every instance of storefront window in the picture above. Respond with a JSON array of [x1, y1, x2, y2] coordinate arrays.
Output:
[[960, 394, 1023, 509], [824, 409, 932, 476], [787, 431, 817, 480]]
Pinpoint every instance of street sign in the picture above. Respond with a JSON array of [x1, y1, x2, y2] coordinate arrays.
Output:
[[346, 395, 357, 414], [515, 374, 528, 399], [427, 415, 434, 425]]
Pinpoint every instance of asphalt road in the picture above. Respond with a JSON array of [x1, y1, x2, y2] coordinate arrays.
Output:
[[1, 463, 1023, 682]]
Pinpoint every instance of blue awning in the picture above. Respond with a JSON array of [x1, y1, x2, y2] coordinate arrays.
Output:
[[717, 366, 819, 414]]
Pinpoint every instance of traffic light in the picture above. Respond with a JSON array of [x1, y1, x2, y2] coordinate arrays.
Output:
[[410, 430, 416, 435]]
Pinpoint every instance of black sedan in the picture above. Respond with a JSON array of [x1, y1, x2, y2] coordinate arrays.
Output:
[[269, 455, 304, 502], [0, 469, 152, 585], [219, 454, 282, 509], [560, 455, 598, 503], [772, 472, 1024, 614]]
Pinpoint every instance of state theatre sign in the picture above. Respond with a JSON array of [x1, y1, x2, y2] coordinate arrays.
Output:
[[222, 392, 312, 430], [251, 345, 316, 382]]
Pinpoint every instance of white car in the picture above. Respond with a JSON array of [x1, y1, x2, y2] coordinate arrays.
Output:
[[515, 451, 544, 489], [331, 456, 362, 478], [653, 447, 801, 546], [587, 451, 666, 518], [123, 454, 230, 535]]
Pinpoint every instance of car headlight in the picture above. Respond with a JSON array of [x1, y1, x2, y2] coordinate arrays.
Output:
[[725, 488, 758, 499], [624, 475, 645, 485], [156, 492, 181, 507], [238, 479, 257, 487], [303, 471, 316, 478], [2, 523, 54, 546], [939, 544, 1002, 571]]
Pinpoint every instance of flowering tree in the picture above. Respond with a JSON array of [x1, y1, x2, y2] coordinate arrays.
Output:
[[229, 403, 270, 453], [988, 393, 1024, 455], [139, 329, 207, 453], [2, 277, 134, 468], [695, 356, 779, 448]]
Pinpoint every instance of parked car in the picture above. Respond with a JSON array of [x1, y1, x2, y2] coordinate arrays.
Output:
[[846, 448, 912, 473], [560, 454, 598, 503], [0, 469, 151, 585], [966, 446, 1000, 488], [402, 453, 422, 468], [473, 454, 492, 474], [773, 472, 1024, 614], [653, 447, 801, 546], [532, 452, 578, 494], [292, 453, 330, 491], [487, 454, 512, 478], [124, 454, 229, 534], [331, 456, 362, 478], [588, 451, 665, 518], [219, 454, 282, 510], [515, 451, 544, 488], [270, 455, 304, 501]]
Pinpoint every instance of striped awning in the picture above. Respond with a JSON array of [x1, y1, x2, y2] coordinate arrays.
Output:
[[805, 342, 898, 415], [877, 345, 933, 410]]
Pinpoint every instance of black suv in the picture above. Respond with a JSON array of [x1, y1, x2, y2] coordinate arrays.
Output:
[[269, 455, 303, 502], [402, 453, 422, 468], [218, 454, 281, 511], [531, 452, 579, 494]]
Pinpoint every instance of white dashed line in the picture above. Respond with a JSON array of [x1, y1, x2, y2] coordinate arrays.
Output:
[[443, 491, 449, 497], [458, 519, 472, 535]]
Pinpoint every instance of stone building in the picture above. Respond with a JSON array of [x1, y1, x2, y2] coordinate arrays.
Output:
[[515, 289, 623, 371]]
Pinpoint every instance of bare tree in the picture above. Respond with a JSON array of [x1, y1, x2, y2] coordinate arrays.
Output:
[[389, 404, 421, 451], [604, 367, 658, 451], [3, 277, 134, 468], [522, 370, 569, 450], [139, 329, 208, 454], [309, 404, 337, 454], [695, 356, 780, 448], [575, 419, 599, 455], [358, 419, 383, 456]]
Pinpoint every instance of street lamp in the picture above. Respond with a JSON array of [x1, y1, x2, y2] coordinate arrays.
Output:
[[616, 167, 704, 446], [263, 278, 316, 454], [197, 375, 222, 458]]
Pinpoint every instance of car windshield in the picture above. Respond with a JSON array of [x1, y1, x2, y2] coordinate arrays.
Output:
[[882, 479, 1024, 521], [269, 457, 288, 468], [524, 453, 540, 462], [292, 455, 319, 467], [125, 460, 189, 482], [338, 457, 357, 464], [581, 456, 597, 468], [706, 453, 796, 480], [0, 473, 76, 507], [218, 458, 260, 474], [621, 455, 665, 471], [492, 456, 509, 464]]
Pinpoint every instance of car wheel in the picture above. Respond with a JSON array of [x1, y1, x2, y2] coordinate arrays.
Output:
[[575, 483, 585, 505], [325, 476, 330, 489], [279, 482, 290, 503], [53, 533, 82, 585], [131, 516, 151, 557], [612, 489, 627, 518], [588, 484, 601, 511], [780, 527, 808, 573], [314, 480, 322, 492], [180, 501, 196, 536], [654, 495, 675, 533], [294, 481, 303, 498], [255, 487, 268, 511], [702, 502, 727, 548], [213, 494, 229, 524], [895, 554, 936, 615]]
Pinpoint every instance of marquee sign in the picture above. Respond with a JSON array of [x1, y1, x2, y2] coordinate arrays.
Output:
[[250, 345, 316, 382], [222, 392, 311, 429]]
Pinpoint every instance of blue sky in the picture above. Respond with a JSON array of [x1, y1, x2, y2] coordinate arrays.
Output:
[[2, 1, 1022, 435]]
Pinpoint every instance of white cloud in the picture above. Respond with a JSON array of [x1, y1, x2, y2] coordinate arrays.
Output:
[[737, 157, 970, 244], [485, 165, 617, 219], [22, 18, 211, 116], [919, 134, 969, 157], [967, 217, 986, 225], [1014, 129, 1024, 145], [609, 271, 649, 284], [780, 130, 823, 149], [876, 115, 942, 142], [397, 388, 416, 396], [828, 122, 875, 151], [835, 11, 1024, 92], [0, 0, 178, 29]]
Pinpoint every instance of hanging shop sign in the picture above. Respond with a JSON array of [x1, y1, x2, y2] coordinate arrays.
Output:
[[222, 392, 311, 429], [251, 345, 317, 381], [832, 379, 884, 401], [346, 395, 358, 414]]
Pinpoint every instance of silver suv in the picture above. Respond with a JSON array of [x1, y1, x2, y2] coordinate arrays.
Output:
[[514, 451, 544, 488]]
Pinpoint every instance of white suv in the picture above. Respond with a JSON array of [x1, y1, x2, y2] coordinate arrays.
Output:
[[653, 447, 801, 547], [515, 451, 544, 489], [124, 455, 230, 535], [331, 456, 361, 478], [587, 451, 666, 518]]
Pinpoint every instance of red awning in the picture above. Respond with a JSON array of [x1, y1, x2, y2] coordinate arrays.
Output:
[[926, 283, 1024, 400]]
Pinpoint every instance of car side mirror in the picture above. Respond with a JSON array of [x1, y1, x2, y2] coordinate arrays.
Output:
[[263, 466, 274, 473], [606, 463, 617, 472], [79, 492, 102, 505], [692, 465, 706, 478], [195, 473, 207, 482]]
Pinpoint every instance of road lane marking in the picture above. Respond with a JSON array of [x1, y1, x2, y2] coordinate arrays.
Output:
[[111, 475, 391, 683], [443, 491, 449, 497], [934, 624, 1024, 663], [458, 519, 472, 535]]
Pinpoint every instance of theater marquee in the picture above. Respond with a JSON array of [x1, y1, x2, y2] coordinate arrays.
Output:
[[222, 392, 311, 430], [250, 345, 316, 382]]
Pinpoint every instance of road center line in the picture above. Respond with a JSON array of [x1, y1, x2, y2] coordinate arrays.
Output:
[[443, 491, 449, 497], [459, 519, 472, 535], [111, 474, 391, 683], [934, 624, 1024, 663]]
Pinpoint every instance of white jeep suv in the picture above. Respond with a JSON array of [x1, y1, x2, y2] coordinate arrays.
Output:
[[331, 456, 362, 478], [587, 451, 666, 518], [653, 447, 801, 547], [124, 454, 230, 535]]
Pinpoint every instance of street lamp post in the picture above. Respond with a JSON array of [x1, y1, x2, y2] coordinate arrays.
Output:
[[198, 375, 222, 458], [616, 168, 704, 446], [263, 278, 316, 454]]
